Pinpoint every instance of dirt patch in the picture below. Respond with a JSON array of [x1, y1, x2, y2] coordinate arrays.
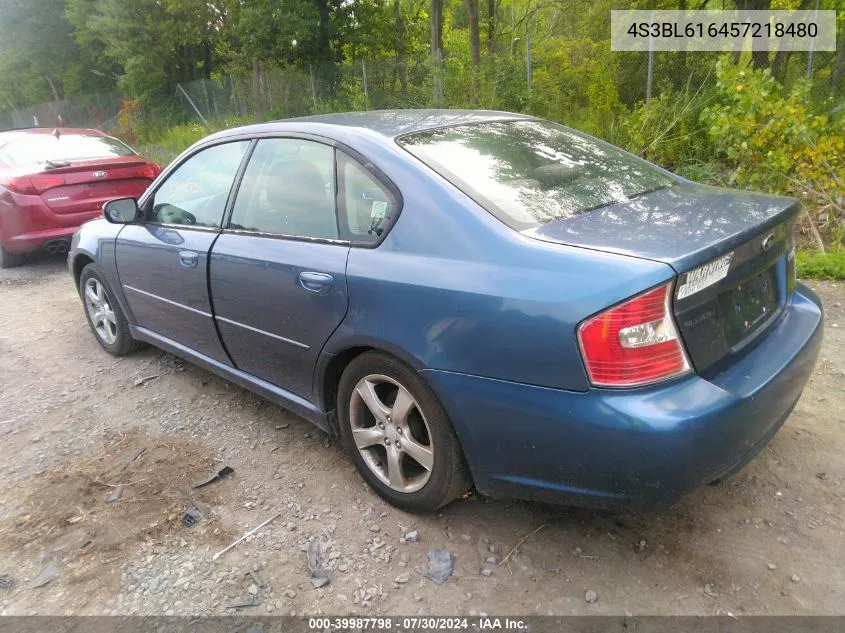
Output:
[[0, 428, 233, 591]]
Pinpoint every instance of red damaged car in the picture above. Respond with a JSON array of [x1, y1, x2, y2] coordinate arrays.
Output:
[[0, 127, 160, 267]]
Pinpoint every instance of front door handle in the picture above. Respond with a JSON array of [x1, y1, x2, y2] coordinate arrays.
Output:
[[298, 271, 333, 294], [178, 250, 199, 268]]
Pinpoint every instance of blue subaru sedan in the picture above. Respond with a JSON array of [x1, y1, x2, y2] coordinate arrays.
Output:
[[69, 110, 823, 513]]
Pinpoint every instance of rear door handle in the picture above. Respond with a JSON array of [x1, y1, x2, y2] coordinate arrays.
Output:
[[298, 271, 333, 294], [178, 250, 199, 268]]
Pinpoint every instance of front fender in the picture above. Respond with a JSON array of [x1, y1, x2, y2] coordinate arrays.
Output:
[[69, 219, 134, 324]]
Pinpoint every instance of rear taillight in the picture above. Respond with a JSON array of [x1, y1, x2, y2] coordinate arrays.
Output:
[[138, 163, 162, 180], [2, 175, 64, 195], [577, 281, 690, 388]]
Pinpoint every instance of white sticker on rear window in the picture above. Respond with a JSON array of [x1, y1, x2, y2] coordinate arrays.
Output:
[[677, 252, 734, 300]]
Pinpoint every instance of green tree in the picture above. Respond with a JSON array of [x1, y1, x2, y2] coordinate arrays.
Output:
[[0, 0, 79, 107]]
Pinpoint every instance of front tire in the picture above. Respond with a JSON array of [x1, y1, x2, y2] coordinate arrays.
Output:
[[337, 352, 471, 512], [79, 265, 142, 356]]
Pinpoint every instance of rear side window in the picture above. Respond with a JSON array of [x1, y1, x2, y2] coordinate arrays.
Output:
[[228, 138, 338, 239], [337, 151, 398, 245], [0, 133, 135, 168], [398, 120, 675, 231]]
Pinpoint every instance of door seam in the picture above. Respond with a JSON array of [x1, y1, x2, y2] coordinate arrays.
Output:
[[206, 231, 238, 368]]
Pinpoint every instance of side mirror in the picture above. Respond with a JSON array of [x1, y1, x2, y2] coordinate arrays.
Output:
[[103, 198, 139, 224]]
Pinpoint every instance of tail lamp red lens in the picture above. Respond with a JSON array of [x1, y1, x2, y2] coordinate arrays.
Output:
[[577, 282, 690, 388], [3, 175, 65, 195], [138, 163, 163, 180]]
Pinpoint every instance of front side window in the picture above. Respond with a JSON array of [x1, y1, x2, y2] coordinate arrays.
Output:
[[151, 141, 250, 228], [337, 151, 398, 245], [229, 138, 337, 239], [398, 120, 676, 231]]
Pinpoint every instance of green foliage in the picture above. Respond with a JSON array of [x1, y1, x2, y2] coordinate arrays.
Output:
[[796, 249, 845, 281], [0, 0, 842, 254], [701, 58, 844, 246], [137, 114, 258, 159], [528, 37, 621, 135], [613, 82, 713, 170], [0, 0, 79, 104], [64, 0, 224, 106]]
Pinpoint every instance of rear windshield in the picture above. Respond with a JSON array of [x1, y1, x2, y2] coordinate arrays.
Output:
[[398, 120, 676, 230], [0, 133, 135, 168]]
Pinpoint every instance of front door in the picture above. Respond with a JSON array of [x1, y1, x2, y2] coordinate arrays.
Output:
[[116, 140, 251, 364], [209, 137, 349, 399]]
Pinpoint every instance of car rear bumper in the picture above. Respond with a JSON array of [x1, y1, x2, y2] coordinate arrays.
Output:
[[4, 224, 85, 253], [1, 188, 102, 254], [423, 284, 823, 511]]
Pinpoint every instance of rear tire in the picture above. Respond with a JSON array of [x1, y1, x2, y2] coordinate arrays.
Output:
[[337, 351, 471, 512], [79, 265, 143, 356], [0, 243, 24, 269]]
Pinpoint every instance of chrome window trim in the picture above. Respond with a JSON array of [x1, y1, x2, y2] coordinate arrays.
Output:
[[123, 284, 212, 318], [221, 227, 351, 246], [140, 222, 222, 234], [215, 315, 310, 350]]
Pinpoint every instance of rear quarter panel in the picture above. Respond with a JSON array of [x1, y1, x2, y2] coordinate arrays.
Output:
[[325, 137, 676, 392]]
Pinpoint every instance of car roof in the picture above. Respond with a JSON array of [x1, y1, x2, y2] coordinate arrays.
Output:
[[285, 109, 534, 137], [210, 109, 535, 143]]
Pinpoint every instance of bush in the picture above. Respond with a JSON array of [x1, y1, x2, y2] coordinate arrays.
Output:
[[613, 83, 713, 171], [528, 37, 622, 136], [701, 58, 844, 248], [796, 249, 845, 281], [135, 115, 259, 164]]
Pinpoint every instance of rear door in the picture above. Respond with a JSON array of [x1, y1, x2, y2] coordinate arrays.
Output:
[[116, 140, 250, 364], [209, 137, 350, 399]]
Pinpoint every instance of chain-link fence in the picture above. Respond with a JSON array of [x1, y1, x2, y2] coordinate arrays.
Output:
[[0, 92, 124, 131], [0, 48, 838, 137]]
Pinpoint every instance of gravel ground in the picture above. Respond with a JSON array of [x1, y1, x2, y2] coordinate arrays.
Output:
[[0, 254, 843, 616]]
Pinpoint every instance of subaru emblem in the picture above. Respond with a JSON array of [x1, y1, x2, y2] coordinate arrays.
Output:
[[92, 170, 107, 178]]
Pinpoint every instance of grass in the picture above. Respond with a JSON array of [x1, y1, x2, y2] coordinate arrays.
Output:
[[796, 249, 845, 281], [136, 115, 260, 165]]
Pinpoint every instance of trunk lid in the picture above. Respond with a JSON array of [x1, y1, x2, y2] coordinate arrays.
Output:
[[524, 182, 800, 373], [35, 157, 156, 215]]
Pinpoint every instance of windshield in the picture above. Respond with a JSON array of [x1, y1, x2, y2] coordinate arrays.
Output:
[[398, 120, 676, 230], [0, 133, 135, 168]]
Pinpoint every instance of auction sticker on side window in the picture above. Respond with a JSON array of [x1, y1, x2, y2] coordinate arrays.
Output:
[[677, 252, 734, 300], [371, 200, 388, 220]]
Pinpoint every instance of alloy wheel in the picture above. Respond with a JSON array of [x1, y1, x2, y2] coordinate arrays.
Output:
[[84, 277, 118, 345], [349, 373, 434, 493]]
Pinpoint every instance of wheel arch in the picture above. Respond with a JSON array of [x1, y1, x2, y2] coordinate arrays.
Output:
[[72, 252, 95, 289], [322, 342, 476, 507], [314, 338, 428, 435]]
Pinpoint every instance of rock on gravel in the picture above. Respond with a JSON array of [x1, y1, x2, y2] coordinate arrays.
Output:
[[425, 549, 455, 585], [29, 564, 59, 589], [405, 530, 419, 543], [585, 590, 598, 604]]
